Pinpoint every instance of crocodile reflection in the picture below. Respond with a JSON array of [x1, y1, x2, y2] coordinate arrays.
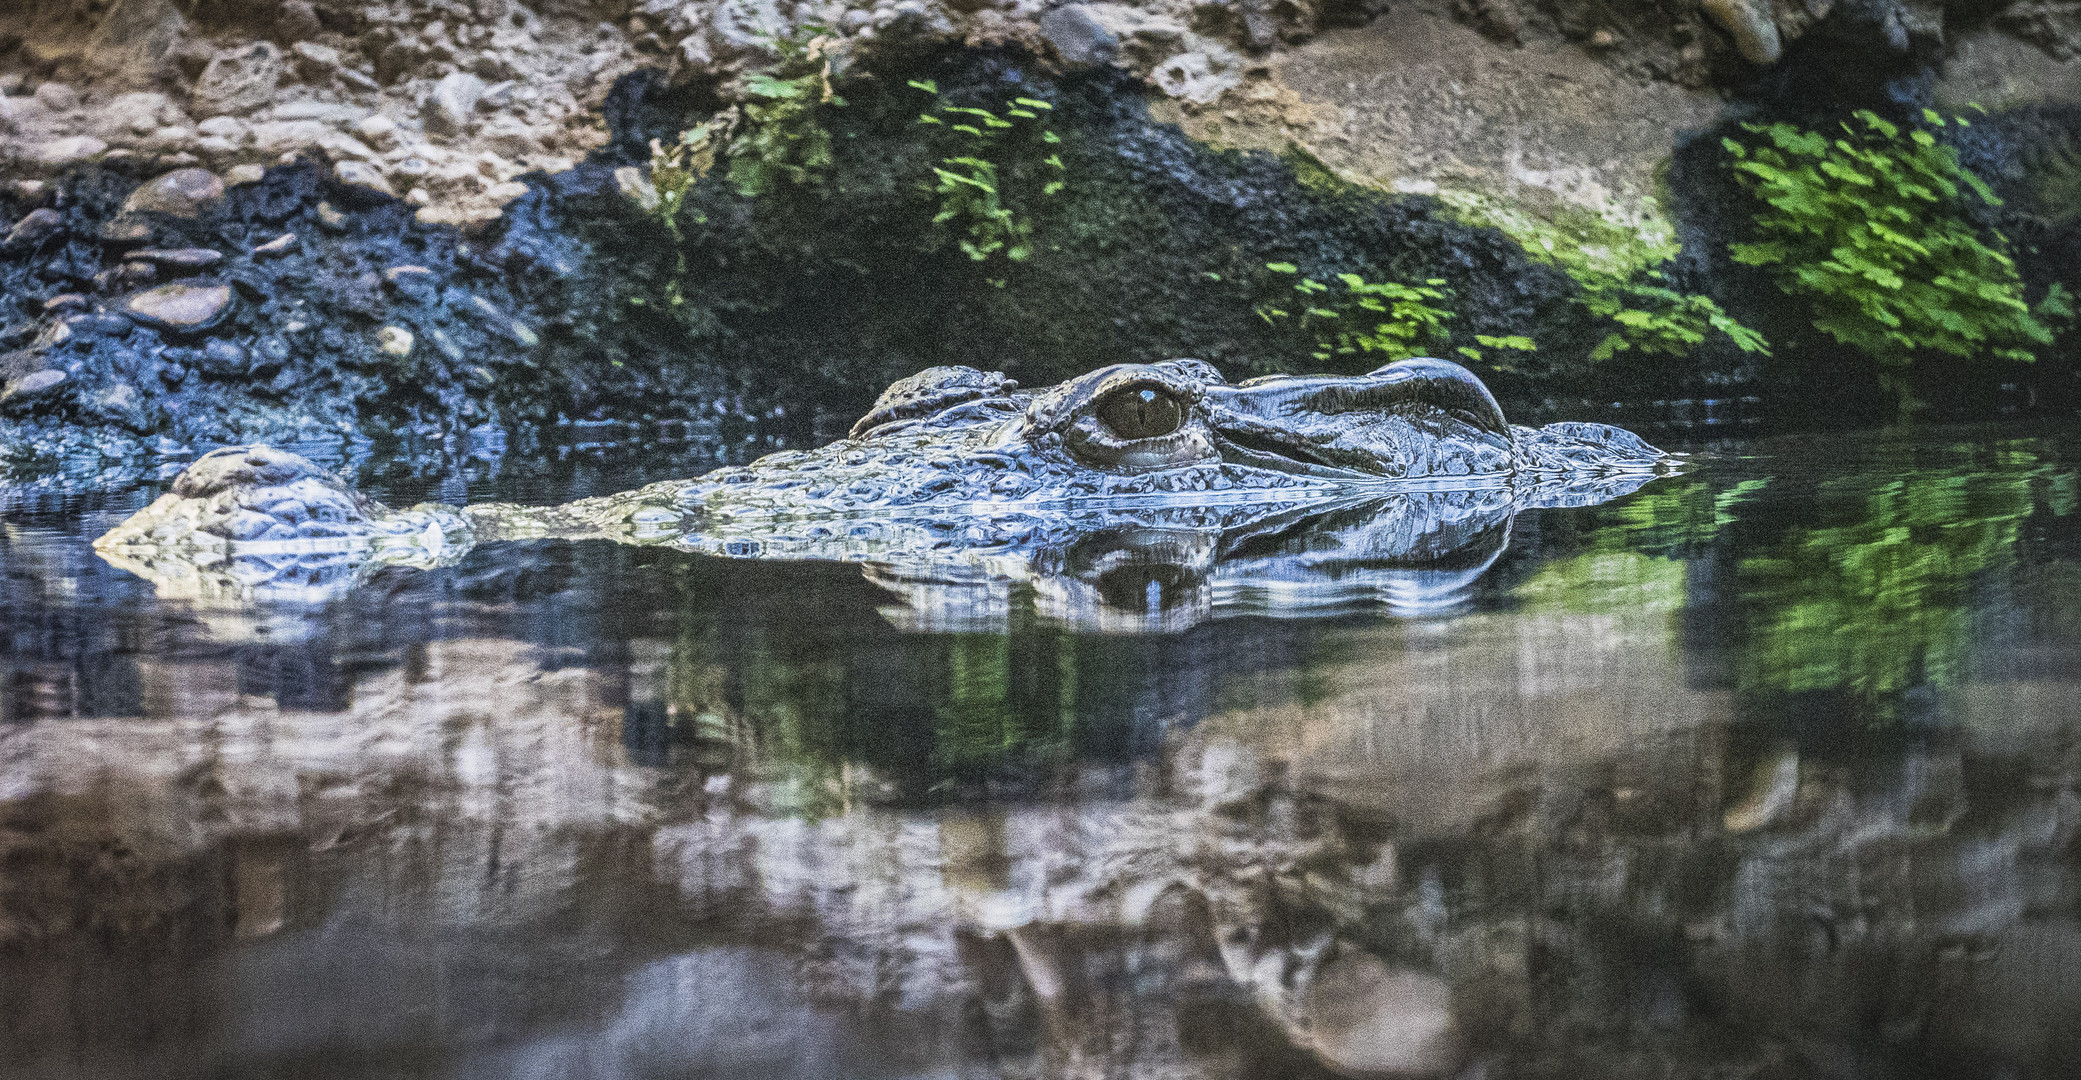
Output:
[[93, 358, 1675, 628]]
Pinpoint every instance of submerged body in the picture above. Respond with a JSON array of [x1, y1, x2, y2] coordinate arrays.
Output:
[[95, 358, 1676, 624]]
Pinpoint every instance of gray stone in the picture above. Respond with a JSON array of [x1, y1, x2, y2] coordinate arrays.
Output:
[[292, 42, 345, 79], [1700, 0, 1783, 63], [384, 264, 440, 302], [456, 291, 538, 346], [124, 282, 234, 331], [252, 232, 298, 257], [376, 325, 414, 357], [193, 43, 284, 115], [1299, 955, 1464, 1078], [33, 82, 80, 113], [277, 0, 323, 42], [123, 168, 226, 218], [334, 160, 396, 196], [425, 71, 487, 135], [23, 136, 109, 168], [2, 208, 64, 252], [1039, 5, 1120, 65], [0, 369, 67, 410], [131, 247, 225, 270], [201, 338, 249, 374]]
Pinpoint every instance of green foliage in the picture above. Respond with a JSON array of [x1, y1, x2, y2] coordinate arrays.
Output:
[[912, 80, 1065, 263], [1580, 272, 1771, 362], [724, 29, 845, 198], [645, 26, 844, 215], [1253, 264, 1538, 368], [1723, 109, 2065, 389]]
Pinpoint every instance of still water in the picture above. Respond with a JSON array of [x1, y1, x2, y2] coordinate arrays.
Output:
[[2, 423, 2078, 1079]]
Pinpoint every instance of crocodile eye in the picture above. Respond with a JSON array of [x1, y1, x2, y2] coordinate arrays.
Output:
[[1095, 386, 1185, 439]]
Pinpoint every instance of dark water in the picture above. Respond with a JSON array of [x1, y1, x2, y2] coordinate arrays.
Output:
[[2, 424, 2078, 1080]]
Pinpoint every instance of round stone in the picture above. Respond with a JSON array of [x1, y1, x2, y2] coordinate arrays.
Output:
[[375, 325, 413, 357], [122, 168, 227, 218], [124, 283, 234, 331], [1301, 955, 1464, 1078], [1, 208, 64, 252]]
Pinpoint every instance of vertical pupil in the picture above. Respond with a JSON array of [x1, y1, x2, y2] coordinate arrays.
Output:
[[1100, 387, 1182, 437]]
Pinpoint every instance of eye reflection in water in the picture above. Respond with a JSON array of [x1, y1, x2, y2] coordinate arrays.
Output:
[[2, 430, 2080, 1079]]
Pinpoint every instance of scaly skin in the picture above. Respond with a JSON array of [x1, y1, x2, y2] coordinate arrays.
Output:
[[93, 358, 1677, 617]]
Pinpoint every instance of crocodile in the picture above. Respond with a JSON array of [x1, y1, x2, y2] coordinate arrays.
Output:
[[93, 357, 1677, 626]]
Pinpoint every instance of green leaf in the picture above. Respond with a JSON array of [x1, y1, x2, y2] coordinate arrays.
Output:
[[1266, 262, 1299, 273], [908, 79, 939, 93]]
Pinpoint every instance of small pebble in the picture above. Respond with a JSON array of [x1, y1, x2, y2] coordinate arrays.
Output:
[[252, 232, 298, 257], [131, 247, 226, 270], [376, 325, 414, 357]]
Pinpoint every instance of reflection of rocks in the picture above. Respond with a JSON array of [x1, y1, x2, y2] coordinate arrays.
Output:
[[1, 588, 2079, 1076]]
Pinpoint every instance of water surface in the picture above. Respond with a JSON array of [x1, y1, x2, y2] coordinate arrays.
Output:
[[2, 424, 2078, 1079]]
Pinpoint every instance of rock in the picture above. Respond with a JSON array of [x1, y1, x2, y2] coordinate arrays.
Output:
[[124, 282, 234, 332], [1700, 0, 1783, 63], [23, 136, 109, 168], [383, 264, 439, 303], [12, 180, 50, 202], [1300, 955, 1464, 1078], [89, 383, 147, 429], [33, 82, 81, 113], [123, 168, 226, 218], [314, 201, 347, 230], [101, 92, 179, 138], [0, 369, 67, 410], [333, 160, 396, 196], [193, 43, 284, 115], [291, 41, 343, 79], [248, 119, 334, 154], [376, 325, 414, 357], [131, 248, 226, 270], [352, 114, 399, 146], [227, 164, 267, 185], [196, 115, 247, 140], [277, 0, 323, 42], [252, 232, 297, 257], [43, 294, 88, 313], [1041, 5, 1121, 64], [2, 208, 64, 252], [1151, 51, 1241, 104], [201, 338, 249, 374], [426, 71, 487, 135], [456, 292, 537, 346]]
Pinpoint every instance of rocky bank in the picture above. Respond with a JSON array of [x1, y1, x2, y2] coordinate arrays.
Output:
[[3, 0, 2080, 468]]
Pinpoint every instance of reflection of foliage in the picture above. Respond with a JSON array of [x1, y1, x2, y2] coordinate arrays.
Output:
[[932, 633, 1078, 773], [1251, 263, 1536, 369], [911, 80, 1066, 265], [1512, 551, 1688, 617], [665, 611, 1086, 813], [1735, 447, 2074, 716], [1723, 110, 2068, 408]]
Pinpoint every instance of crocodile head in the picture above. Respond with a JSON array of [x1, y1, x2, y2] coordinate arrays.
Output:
[[652, 356, 1666, 522]]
